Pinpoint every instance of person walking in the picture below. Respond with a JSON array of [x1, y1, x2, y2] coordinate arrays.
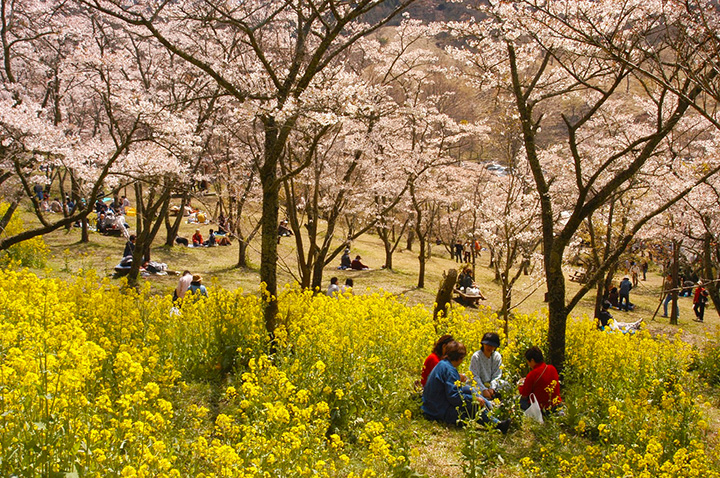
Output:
[[694, 289, 709, 323], [630, 261, 640, 287], [661, 273, 679, 318], [693, 281, 706, 321]]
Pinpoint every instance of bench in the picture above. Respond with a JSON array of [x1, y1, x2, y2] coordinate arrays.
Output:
[[454, 287, 486, 307], [569, 271, 587, 283]]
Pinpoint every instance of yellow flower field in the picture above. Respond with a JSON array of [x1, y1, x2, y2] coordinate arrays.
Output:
[[0, 268, 717, 477]]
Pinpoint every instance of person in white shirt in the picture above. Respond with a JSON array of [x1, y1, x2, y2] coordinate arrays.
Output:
[[469, 332, 508, 406], [327, 277, 340, 296]]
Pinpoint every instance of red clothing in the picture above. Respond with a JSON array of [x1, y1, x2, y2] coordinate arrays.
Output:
[[192, 232, 203, 245], [519, 362, 562, 410], [421, 352, 441, 387], [693, 286, 704, 304]]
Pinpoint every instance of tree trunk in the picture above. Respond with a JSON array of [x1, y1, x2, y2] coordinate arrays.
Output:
[[417, 236, 426, 289], [703, 231, 720, 316], [260, 120, 280, 335], [0, 201, 19, 235], [501, 281, 511, 336], [406, 228, 414, 251], [595, 265, 616, 318], [164, 194, 188, 246], [546, 257, 568, 371], [433, 268, 457, 324], [670, 240, 680, 325], [127, 185, 172, 287], [236, 238, 249, 268], [81, 218, 89, 243], [384, 243, 393, 270]]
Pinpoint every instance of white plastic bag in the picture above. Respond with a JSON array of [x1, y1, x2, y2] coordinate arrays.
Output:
[[524, 393, 544, 424]]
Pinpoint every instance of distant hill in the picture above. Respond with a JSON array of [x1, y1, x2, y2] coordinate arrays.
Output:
[[363, 0, 486, 25]]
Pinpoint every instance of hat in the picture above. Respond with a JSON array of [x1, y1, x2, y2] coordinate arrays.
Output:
[[192, 274, 202, 282], [481, 332, 501, 348]]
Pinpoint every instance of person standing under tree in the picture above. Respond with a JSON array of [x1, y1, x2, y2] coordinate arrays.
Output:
[[693, 282, 707, 322], [618, 277, 633, 311], [454, 240, 464, 263], [630, 261, 640, 287]]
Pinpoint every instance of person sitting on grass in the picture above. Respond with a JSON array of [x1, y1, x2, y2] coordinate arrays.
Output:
[[218, 213, 229, 234], [204, 229, 216, 247], [607, 286, 619, 308], [597, 300, 641, 332], [174, 270, 193, 301], [351, 255, 369, 270], [216, 234, 232, 246], [192, 229, 203, 247], [341, 278, 354, 295], [123, 234, 136, 258], [339, 248, 352, 269], [422, 341, 510, 433], [327, 277, 340, 296], [518, 346, 562, 413], [420, 334, 456, 388], [188, 274, 208, 297], [596, 300, 614, 330], [469, 332, 507, 405]]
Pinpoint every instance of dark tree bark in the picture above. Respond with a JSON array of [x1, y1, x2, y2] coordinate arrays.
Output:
[[703, 231, 720, 316], [434, 268, 458, 324], [670, 241, 680, 325]]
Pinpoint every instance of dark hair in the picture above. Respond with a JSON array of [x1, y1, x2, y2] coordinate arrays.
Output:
[[444, 341, 467, 362], [481, 332, 501, 349], [345, 278, 353, 287], [524, 346, 544, 364], [129, 234, 136, 241], [602, 300, 612, 309], [432, 334, 454, 357], [330, 277, 338, 284]]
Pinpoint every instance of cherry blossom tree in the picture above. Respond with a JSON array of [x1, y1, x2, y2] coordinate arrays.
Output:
[[446, 0, 720, 369], [81, 0, 419, 334], [476, 163, 541, 330], [0, 1, 155, 251]]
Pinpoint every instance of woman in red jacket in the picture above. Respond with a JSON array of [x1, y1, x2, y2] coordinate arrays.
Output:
[[420, 335, 455, 387], [518, 346, 562, 412]]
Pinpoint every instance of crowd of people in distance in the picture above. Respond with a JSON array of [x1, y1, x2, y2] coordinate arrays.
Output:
[[451, 239, 482, 263], [659, 273, 709, 322], [419, 332, 562, 433], [190, 228, 231, 247]]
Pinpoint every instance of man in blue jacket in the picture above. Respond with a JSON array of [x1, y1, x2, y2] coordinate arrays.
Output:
[[422, 340, 510, 433], [618, 277, 633, 311]]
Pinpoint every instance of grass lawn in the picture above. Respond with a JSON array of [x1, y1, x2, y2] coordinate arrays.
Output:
[[28, 203, 716, 340]]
